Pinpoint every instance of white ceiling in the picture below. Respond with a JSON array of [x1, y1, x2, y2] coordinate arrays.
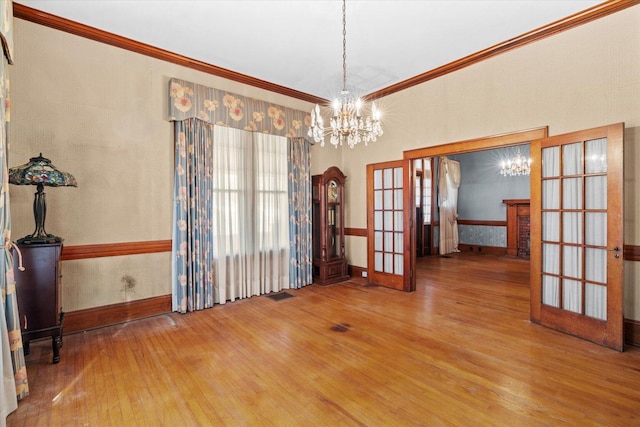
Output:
[[17, 0, 602, 101]]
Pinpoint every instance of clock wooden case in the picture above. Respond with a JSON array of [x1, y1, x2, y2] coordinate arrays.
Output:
[[312, 166, 349, 285]]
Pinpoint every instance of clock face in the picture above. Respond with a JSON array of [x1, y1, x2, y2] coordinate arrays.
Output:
[[327, 180, 338, 203]]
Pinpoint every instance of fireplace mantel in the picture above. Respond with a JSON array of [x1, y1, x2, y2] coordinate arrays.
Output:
[[503, 199, 530, 258]]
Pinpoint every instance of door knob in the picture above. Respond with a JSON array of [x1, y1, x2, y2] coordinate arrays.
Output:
[[608, 247, 621, 259]]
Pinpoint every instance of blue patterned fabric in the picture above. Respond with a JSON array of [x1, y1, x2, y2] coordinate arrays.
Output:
[[172, 119, 215, 313], [288, 138, 313, 289]]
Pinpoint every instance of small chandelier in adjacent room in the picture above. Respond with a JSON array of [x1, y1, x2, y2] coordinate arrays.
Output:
[[308, 0, 383, 149], [500, 147, 532, 177]]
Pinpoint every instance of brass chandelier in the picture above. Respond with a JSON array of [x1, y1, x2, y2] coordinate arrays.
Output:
[[308, 0, 383, 149]]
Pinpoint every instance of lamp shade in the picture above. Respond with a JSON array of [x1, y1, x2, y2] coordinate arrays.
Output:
[[9, 153, 77, 187]]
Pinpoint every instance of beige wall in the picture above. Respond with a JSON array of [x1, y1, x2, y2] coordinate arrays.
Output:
[[9, 6, 640, 320], [9, 19, 315, 311]]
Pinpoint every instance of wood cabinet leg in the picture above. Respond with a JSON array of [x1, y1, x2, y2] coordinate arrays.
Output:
[[52, 335, 62, 364]]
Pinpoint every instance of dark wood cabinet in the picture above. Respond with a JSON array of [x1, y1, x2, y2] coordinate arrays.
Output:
[[312, 166, 349, 285], [13, 242, 64, 364]]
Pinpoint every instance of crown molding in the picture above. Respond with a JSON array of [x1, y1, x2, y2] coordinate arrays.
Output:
[[14, 1, 638, 103], [365, 0, 640, 100], [13, 2, 326, 105]]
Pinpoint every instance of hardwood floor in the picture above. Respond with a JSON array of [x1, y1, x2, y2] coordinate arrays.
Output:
[[7, 253, 640, 426]]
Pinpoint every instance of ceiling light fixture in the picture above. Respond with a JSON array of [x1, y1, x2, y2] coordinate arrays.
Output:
[[500, 147, 532, 177], [308, 0, 383, 149]]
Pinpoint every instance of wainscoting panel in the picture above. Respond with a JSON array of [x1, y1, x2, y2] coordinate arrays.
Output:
[[458, 224, 507, 248]]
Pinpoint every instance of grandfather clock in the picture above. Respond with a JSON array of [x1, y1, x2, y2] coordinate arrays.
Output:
[[312, 166, 349, 285]]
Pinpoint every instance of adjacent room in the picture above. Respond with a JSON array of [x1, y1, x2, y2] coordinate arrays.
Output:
[[2, 0, 639, 425]]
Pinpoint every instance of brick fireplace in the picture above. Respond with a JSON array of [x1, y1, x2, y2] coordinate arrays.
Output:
[[503, 199, 530, 259]]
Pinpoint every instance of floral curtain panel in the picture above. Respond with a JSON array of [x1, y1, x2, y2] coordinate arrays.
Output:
[[288, 137, 312, 289], [169, 78, 311, 138], [172, 118, 215, 313], [1, 0, 29, 422]]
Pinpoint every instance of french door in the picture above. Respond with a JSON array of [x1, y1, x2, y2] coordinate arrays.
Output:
[[530, 123, 624, 351], [366, 159, 415, 291]]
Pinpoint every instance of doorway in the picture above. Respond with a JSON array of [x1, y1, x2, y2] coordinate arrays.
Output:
[[399, 125, 625, 350], [414, 158, 433, 257]]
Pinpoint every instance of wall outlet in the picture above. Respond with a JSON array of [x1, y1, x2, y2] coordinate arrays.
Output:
[[362, 271, 368, 278]]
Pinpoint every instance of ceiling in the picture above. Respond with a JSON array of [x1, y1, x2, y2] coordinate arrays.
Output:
[[16, 0, 602, 101]]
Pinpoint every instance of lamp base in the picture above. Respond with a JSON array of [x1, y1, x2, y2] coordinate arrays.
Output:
[[17, 235, 63, 245]]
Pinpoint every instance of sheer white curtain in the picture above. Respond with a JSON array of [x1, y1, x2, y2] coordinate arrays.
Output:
[[584, 138, 608, 320], [438, 157, 461, 255], [211, 126, 290, 303], [542, 146, 560, 307], [562, 143, 583, 314], [541, 139, 607, 320]]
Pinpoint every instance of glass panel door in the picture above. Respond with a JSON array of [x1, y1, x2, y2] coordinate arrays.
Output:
[[531, 123, 624, 351], [367, 159, 413, 291]]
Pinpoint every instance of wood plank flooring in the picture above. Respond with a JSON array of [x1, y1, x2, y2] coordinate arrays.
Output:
[[7, 253, 640, 426]]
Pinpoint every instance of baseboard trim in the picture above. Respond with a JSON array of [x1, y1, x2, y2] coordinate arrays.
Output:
[[458, 244, 509, 256], [624, 318, 640, 347], [349, 265, 366, 279], [64, 295, 172, 333]]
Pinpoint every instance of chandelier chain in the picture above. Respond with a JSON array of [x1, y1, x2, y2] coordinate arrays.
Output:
[[342, 0, 347, 92]]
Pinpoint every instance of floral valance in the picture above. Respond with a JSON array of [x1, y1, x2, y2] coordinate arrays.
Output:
[[168, 78, 311, 139]]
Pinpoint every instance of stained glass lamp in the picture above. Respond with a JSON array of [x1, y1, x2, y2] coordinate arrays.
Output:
[[9, 153, 77, 244]]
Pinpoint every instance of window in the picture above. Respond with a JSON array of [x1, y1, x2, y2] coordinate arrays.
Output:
[[212, 127, 289, 256]]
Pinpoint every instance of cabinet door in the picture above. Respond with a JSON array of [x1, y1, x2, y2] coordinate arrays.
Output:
[[14, 245, 60, 331], [327, 204, 341, 258]]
